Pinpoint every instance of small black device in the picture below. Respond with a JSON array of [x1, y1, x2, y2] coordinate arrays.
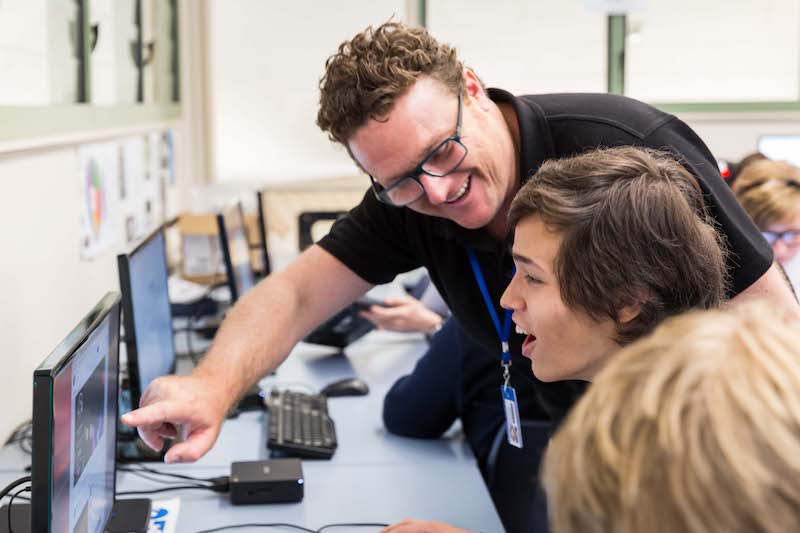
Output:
[[303, 303, 374, 350], [217, 201, 256, 303], [230, 459, 304, 505], [266, 390, 337, 459], [320, 377, 370, 397]]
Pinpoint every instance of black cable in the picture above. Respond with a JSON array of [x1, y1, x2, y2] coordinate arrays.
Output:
[[6, 486, 30, 533], [121, 468, 208, 488], [195, 524, 315, 533], [317, 525, 389, 532], [116, 485, 217, 496], [0, 477, 31, 502], [120, 463, 219, 484]]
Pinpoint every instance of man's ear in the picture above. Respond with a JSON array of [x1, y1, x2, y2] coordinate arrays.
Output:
[[463, 68, 491, 111]]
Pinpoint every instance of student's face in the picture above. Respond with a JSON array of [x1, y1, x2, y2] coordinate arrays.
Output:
[[764, 213, 800, 264], [348, 75, 518, 231], [500, 215, 620, 382]]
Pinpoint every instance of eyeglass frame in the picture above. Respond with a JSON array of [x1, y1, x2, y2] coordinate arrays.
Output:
[[762, 228, 800, 245], [369, 92, 467, 207]]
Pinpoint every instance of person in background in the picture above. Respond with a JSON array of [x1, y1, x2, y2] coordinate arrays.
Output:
[[726, 150, 768, 187], [541, 301, 800, 533], [361, 280, 500, 471], [733, 158, 800, 294], [379, 147, 729, 533]]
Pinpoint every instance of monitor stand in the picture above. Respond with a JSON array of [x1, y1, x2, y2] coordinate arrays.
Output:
[[0, 498, 151, 533]]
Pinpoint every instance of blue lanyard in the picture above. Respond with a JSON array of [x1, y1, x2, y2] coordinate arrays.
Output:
[[466, 247, 513, 364]]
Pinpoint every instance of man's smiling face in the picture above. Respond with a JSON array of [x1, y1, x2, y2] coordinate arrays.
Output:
[[348, 75, 518, 231]]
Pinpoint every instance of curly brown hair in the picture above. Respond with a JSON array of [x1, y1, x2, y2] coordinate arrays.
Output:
[[508, 147, 729, 345], [317, 22, 465, 145]]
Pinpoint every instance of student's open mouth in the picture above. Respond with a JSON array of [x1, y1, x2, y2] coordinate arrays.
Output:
[[516, 324, 537, 358]]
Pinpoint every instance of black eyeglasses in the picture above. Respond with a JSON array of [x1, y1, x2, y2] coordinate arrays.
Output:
[[762, 229, 800, 246], [370, 93, 468, 207]]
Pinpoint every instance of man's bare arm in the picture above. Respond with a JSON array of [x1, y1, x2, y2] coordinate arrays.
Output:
[[121, 245, 373, 462]]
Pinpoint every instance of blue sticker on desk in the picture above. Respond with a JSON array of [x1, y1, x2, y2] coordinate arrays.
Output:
[[148, 498, 180, 533], [501, 385, 523, 449]]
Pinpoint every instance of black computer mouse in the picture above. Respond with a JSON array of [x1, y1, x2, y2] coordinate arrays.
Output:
[[320, 377, 370, 397]]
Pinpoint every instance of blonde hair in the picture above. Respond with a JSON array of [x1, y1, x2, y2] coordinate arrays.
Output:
[[732, 159, 800, 229], [542, 301, 800, 533]]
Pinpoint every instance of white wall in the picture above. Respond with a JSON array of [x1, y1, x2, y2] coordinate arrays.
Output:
[[207, 0, 407, 185], [0, 149, 121, 439], [684, 114, 800, 161]]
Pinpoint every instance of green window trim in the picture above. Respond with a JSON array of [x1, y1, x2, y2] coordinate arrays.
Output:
[[0, 105, 181, 148], [606, 15, 800, 114]]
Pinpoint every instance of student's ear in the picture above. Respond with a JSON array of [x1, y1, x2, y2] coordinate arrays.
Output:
[[617, 302, 642, 325], [463, 68, 491, 111]]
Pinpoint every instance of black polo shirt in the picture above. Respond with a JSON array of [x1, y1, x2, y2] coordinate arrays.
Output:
[[318, 88, 773, 422]]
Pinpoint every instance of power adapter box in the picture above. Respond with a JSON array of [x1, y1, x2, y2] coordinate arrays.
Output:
[[230, 459, 304, 505]]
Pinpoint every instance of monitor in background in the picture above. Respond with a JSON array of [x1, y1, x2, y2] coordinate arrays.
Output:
[[256, 190, 272, 277], [117, 227, 176, 410], [757, 134, 800, 167], [19, 293, 150, 533], [217, 201, 255, 303]]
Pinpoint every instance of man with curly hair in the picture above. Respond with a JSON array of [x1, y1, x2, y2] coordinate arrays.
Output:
[[123, 21, 793, 477]]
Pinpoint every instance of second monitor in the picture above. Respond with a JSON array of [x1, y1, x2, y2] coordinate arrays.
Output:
[[217, 202, 256, 303]]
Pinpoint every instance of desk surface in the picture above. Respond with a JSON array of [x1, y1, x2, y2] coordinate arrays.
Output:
[[0, 330, 504, 532]]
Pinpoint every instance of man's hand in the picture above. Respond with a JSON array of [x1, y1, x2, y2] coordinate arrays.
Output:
[[380, 520, 471, 533], [360, 296, 443, 334], [120, 374, 230, 463]]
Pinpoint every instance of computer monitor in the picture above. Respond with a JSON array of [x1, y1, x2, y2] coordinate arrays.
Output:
[[117, 226, 176, 410], [30, 293, 121, 533], [256, 190, 272, 277], [757, 134, 800, 167], [217, 201, 255, 302]]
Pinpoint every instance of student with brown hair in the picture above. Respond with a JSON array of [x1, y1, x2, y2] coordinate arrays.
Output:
[[378, 146, 729, 533], [542, 301, 800, 533], [501, 146, 728, 382]]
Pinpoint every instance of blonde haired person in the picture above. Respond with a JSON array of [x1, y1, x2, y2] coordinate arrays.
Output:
[[733, 159, 800, 267], [542, 301, 800, 533], [733, 159, 800, 299]]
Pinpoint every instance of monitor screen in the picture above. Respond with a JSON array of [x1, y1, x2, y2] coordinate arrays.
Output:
[[757, 135, 800, 167], [119, 228, 176, 408], [217, 203, 255, 302], [32, 293, 120, 533]]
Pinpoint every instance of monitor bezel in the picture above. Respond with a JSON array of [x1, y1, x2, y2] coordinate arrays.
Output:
[[217, 201, 253, 303], [117, 225, 176, 409], [31, 291, 122, 533], [256, 190, 272, 277]]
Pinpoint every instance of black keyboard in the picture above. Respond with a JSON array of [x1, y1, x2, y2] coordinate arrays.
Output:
[[266, 390, 338, 459]]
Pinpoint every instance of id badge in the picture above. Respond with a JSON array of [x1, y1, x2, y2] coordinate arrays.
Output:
[[501, 385, 523, 449]]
